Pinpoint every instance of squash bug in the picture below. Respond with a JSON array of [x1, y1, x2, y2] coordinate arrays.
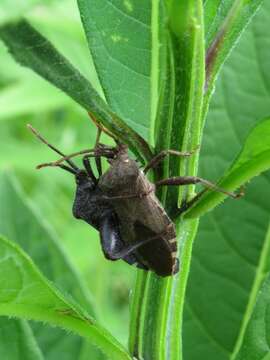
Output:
[[28, 125, 241, 277]]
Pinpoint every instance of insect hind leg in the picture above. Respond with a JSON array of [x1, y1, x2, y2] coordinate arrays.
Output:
[[156, 176, 242, 199]]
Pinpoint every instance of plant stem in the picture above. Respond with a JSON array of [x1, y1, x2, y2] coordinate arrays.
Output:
[[129, 1, 205, 359], [168, 219, 199, 359]]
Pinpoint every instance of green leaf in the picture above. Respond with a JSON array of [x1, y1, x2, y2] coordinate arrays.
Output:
[[0, 319, 44, 360], [203, 0, 262, 49], [235, 266, 270, 360], [186, 117, 270, 218], [27, 0, 103, 91], [0, 20, 98, 112], [0, 38, 71, 120], [0, 172, 94, 312], [204, 0, 235, 48], [204, 0, 263, 103], [0, 172, 101, 359], [0, 235, 131, 360], [183, 2, 270, 359], [0, 19, 152, 162], [77, 0, 152, 140], [0, 1, 101, 121]]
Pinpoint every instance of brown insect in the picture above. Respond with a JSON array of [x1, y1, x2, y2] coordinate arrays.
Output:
[[28, 125, 240, 276]]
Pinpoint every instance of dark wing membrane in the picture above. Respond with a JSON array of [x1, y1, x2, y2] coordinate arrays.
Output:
[[133, 221, 177, 277]]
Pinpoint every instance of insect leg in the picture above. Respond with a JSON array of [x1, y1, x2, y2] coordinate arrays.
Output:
[[82, 156, 97, 184], [82, 152, 105, 181], [156, 176, 242, 199], [95, 127, 102, 146], [28, 124, 79, 171], [88, 111, 118, 141], [37, 145, 116, 170], [144, 148, 198, 174], [94, 128, 102, 177]]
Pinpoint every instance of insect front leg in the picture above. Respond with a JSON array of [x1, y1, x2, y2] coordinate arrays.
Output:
[[82, 150, 104, 182], [83, 155, 98, 184], [94, 127, 102, 177]]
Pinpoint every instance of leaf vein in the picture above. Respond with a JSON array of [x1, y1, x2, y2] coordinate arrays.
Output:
[[210, 212, 257, 269], [106, 0, 150, 29]]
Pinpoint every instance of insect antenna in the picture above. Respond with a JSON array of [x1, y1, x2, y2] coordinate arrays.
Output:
[[27, 124, 79, 173]]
